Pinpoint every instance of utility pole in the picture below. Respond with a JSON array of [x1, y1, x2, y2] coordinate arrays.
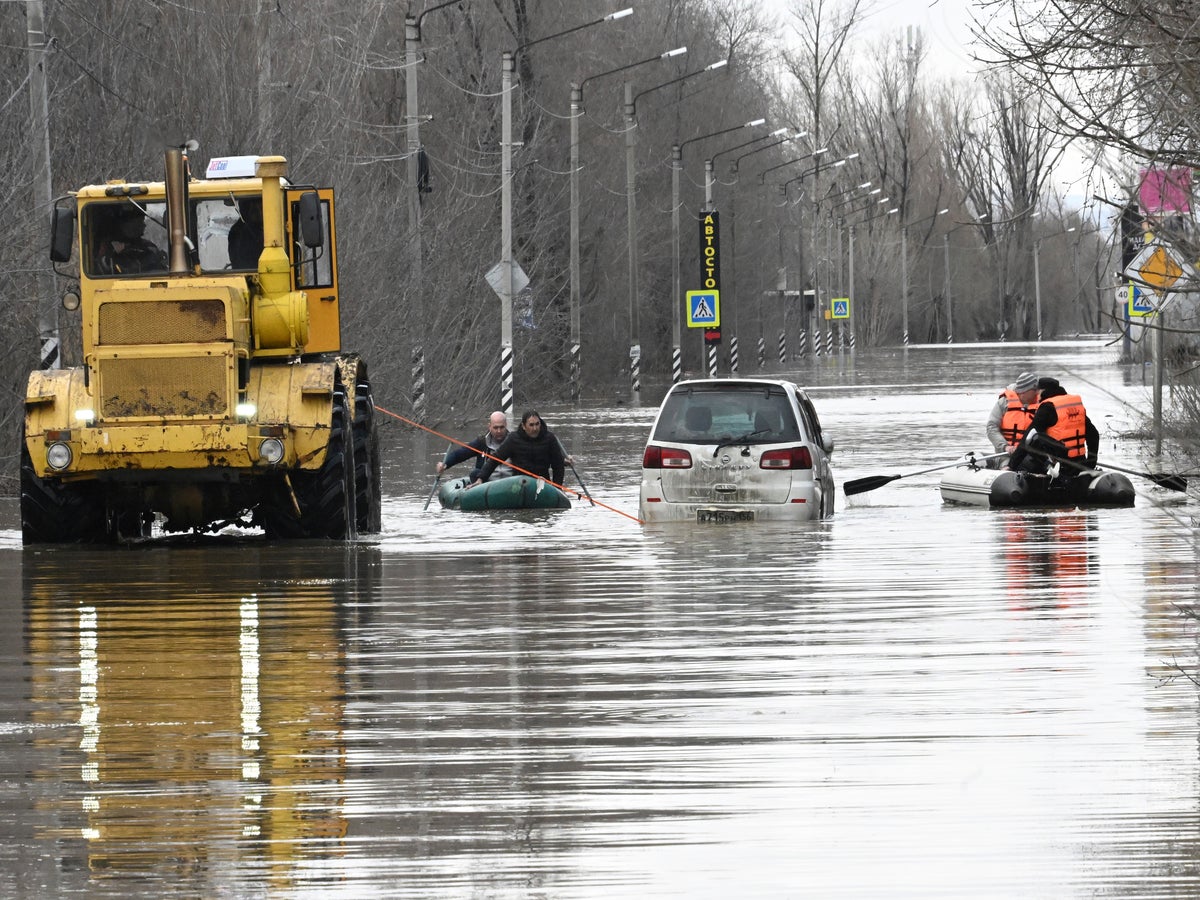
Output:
[[404, 15, 426, 420], [26, 0, 58, 370]]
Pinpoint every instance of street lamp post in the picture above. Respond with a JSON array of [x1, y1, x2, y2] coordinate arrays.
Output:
[[404, 0, 461, 421], [776, 153, 858, 359], [943, 232, 952, 344], [627, 58, 728, 384], [1032, 226, 1075, 341], [499, 8, 632, 415], [846, 204, 899, 351], [701, 128, 787, 375], [570, 45, 685, 405], [900, 207, 948, 346], [675, 118, 766, 377]]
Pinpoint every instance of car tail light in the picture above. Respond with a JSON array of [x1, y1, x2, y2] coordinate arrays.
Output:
[[760, 446, 812, 469], [643, 445, 692, 469]]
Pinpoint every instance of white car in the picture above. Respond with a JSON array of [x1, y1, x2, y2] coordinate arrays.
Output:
[[639, 378, 835, 523]]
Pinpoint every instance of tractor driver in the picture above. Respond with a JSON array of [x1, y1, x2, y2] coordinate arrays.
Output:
[[97, 205, 167, 275]]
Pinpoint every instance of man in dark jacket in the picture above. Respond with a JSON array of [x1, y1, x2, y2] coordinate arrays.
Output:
[[437, 411, 512, 482], [475, 410, 566, 484], [1008, 377, 1099, 476]]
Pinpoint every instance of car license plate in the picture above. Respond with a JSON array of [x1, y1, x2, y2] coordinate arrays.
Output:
[[697, 507, 754, 523]]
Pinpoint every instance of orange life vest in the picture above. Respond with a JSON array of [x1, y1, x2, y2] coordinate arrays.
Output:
[[998, 388, 1036, 445], [1043, 393, 1088, 458]]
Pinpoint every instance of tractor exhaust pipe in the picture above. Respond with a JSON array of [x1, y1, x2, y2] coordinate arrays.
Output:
[[164, 144, 193, 274]]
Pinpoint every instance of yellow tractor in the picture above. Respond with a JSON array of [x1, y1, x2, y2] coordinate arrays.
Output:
[[23, 145, 380, 541]]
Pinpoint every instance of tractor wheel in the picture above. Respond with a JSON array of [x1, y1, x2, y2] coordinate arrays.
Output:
[[353, 377, 382, 534], [19, 446, 106, 543]]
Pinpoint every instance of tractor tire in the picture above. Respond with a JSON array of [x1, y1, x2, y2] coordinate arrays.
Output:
[[19, 447, 107, 543], [353, 378, 382, 534]]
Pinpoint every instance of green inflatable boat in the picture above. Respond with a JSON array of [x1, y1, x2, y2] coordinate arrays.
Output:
[[437, 475, 571, 511]]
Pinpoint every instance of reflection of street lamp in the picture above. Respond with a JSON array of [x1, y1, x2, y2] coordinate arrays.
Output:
[[404, 0, 461, 421], [570, 45, 685, 405], [673, 117, 766, 377], [628, 58, 728, 383], [1033, 226, 1076, 341], [499, 8, 632, 414], [900, 207, 948, 346]]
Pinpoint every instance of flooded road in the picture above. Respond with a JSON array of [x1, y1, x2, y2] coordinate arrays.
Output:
[[2, 342, 1198, 898]]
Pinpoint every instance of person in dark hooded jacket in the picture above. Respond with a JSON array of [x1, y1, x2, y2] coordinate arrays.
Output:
[[1007, 377, 1099, 476], [474, 410, 567, 484]]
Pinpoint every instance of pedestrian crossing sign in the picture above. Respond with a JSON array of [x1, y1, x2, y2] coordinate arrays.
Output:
[[1125, 282, 1156, 317], [686, 290, 720, 328], [831, 297, 850, 319]]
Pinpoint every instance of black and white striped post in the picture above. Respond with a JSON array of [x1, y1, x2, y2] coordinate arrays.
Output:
[[777, 331, 786, 366], [500, 344, 514, 416], [706, 342, 718, 377], [672, 346, 682, 384], [729, 335, 739, 374], [757, 335, 766, 370], [570, 341, 581, 402], [411, 346, 426, 421]]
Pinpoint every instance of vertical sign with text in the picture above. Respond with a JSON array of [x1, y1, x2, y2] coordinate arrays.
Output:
[[698, 211, 721, 344]]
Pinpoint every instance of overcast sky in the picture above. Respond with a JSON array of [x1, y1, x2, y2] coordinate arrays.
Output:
[[762, 0, 983, 77]]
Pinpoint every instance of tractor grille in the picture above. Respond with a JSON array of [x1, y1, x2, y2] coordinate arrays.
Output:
[[99, 299, 228, 345], [99, 355, 229, 419]]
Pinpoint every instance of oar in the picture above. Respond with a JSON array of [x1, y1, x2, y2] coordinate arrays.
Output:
[[1031, 449, 1188, 492], [423, 442, 452, 510], [556, 436, 594, 506], [422, 473, 441, 510], [844, 451, 1006, 496]]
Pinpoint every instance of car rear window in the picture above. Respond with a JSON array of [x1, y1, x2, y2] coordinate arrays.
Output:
[[652, 386, 801, 444]]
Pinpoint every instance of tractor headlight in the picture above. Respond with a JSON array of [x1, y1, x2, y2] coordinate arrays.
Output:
[[46, 442, 73, 471], [259, 437, 284, 465], [236, 402, 257, 419], [74, 408, 95, 424]]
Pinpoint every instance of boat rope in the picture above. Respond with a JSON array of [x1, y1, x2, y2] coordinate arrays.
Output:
[[375, 405, 644, 524]]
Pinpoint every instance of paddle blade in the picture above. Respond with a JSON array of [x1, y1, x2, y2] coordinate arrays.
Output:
[[843, 474, 900, 496], [1151, 473, 1188, 492]]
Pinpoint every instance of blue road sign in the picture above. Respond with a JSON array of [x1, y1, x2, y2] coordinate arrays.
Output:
[[1126, 283, 1156, 317], [831, 297, 850, 319], [686, 290, 720, 328]]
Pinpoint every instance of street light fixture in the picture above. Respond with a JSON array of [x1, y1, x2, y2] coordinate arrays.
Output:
[[1033, 226, 1076, 342], [569, 44, 686, 404], [758, 146, 828, 184], [704, 127, 788, 208], [404, 0, 462, 421], [674, 118, 767, 377], [498, 7, 632, 414], [731, 130, 808, 174]]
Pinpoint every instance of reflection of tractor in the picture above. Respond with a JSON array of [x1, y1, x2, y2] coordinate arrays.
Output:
[[23, 146, 381, 541]]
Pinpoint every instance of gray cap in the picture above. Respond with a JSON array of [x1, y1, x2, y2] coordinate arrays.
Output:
[[1013, 371, 1039, 392]]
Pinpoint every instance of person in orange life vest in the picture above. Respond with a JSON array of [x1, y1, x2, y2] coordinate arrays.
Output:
[[1007, 377, 1099, 476], [985, 371, 1040, 466]]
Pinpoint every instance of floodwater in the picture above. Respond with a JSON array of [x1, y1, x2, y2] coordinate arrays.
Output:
[[1, 342, 1198, 898]]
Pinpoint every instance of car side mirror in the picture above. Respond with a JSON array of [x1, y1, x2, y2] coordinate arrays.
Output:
[[822, 435, 835, 454]]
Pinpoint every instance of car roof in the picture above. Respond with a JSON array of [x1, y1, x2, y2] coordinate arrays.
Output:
[[667, 378, 800, 393]]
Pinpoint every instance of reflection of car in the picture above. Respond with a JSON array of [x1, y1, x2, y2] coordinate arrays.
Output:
[[639, 378, 835, 522]]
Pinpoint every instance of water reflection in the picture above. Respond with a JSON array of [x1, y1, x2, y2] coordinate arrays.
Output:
[[3, 343, 1200, 898], [21, 543, 373, 892], [995, 510, 1098, 612]]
